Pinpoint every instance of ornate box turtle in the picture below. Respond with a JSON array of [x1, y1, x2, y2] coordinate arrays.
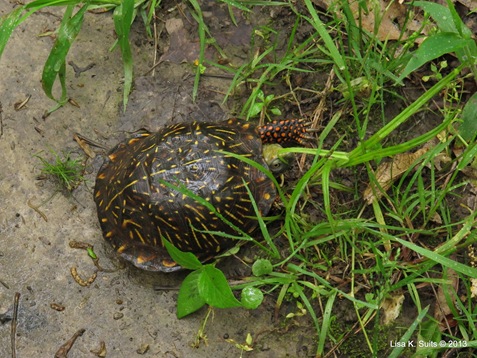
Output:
[[94, 118, 308, 272]]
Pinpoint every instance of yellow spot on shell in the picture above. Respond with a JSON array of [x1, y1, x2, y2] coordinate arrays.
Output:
[[128, 137, 141, 145], [162, 260, 178, 268], [263, 193, 271, 200]]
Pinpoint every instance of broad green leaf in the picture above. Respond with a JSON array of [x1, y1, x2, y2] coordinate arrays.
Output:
[[240, 287, 263, 309], [256, 89, 264, 101], [113, 0, 134, 110], [414, 1, 472, 37], [198, 265, 242, 308], [458, 92, 477, 142], [86, 247, 97, 259], [265, 94, 274, 103], [416, 318, 442, 357], [177, 270, 206, 318], [162, 238, 203, 270], [42, 4, 88, 103], [398, 32, 472, 81], [252, 259, 273, 276], [249, 103, 263, 118]]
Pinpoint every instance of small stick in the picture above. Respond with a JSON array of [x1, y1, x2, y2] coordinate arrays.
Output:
[[14, 95, 31, 111], [0, 101, 3, 138], [0, 279, 10, 289], [54, 328, 86, 358], [27, 198, 48, 222], [11, 292, 20, 358], [68, 61, 95, 78]]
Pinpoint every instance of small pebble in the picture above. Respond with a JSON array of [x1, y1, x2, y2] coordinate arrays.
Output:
[[113, 312, 124, 320], [136, 343, 149, 354]]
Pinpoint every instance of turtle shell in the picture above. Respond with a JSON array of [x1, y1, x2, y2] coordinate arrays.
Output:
[[94, 118, 276, 272]]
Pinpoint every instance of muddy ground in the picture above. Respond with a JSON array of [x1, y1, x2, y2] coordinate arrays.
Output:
[[0, 2, 316, 357]]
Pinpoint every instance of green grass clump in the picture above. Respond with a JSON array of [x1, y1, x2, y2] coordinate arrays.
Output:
[[37, 151, 84, 191]]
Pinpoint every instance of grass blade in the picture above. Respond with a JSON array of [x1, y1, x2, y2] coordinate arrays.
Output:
[[395, 238, 477, 278], [388, 306, 429, 358], [317, 291, 337, 356], [303, 0, 345, 72], [187, 0, 206, 102], [0, 6, 26, 59], [113, 0, 134, 110]]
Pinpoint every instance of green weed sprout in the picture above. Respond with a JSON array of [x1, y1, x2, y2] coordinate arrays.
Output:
[[36, 151, 84, 191]]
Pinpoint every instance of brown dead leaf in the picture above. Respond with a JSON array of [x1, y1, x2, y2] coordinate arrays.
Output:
[[460, 166, 477, 180], [73, 133, 95, 159], [160, 18, 200, 64], [429, 211, 442, 224], [381, 292, 405, 325], [432, 152, 453, 171], [363, 147, 429, 204], [318, 0, 475, 43], [468, 245, 477, 299], [320, 0, 427, 41]]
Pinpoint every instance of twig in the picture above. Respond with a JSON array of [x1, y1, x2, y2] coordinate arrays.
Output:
[[54, 328, 86, 358], [0, 100, 3, 139], [68, 61, 95, 78], [14, 95, 31, 111], [11, 292, 20, 358], [152, 6, 158, 77], [27, 198, 48, 222], [0, 279, 10, 289], [69, 240, 116, 273]]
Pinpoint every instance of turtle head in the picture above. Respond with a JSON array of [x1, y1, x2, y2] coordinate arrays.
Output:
[[263, 144, 294, 175]]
